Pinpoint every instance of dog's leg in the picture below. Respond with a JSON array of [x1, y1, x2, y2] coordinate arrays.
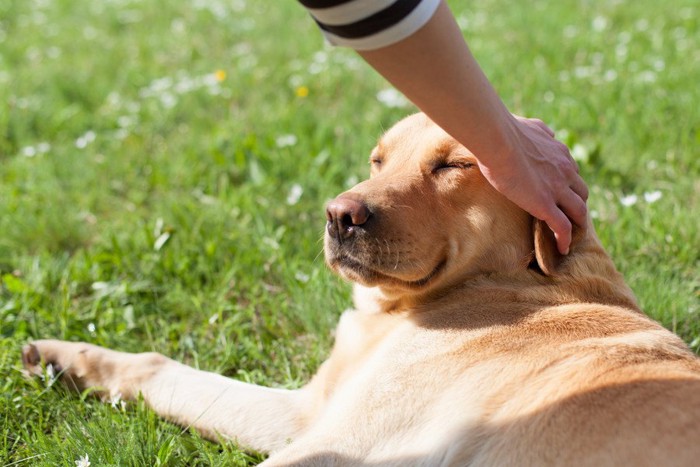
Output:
[[22, 340, 308, 453]]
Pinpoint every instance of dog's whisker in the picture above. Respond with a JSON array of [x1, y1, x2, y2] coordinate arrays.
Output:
[[390, 240, 400, 271], [313, 247, 325, 263]]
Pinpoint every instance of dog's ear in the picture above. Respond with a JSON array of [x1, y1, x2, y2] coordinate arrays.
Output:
[[531, 218, 587, 276], [531, 218, 562, 277]]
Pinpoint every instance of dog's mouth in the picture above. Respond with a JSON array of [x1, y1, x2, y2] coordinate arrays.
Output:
[[330, 253, 447, 290]]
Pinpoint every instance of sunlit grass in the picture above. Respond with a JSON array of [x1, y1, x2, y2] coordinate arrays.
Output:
[[1, 0, 698, 464]]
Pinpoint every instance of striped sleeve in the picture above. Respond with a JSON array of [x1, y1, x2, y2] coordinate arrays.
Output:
[[298, 0, 441, 51]]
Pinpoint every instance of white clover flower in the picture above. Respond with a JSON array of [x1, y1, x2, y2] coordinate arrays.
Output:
[[46, 362, 56, 380], [563, 25, 578, 39], [91, 281, 109, 291], [571, 144, 589, 162], [171, 18, 186, 34], [174, 77, 196, 94], [159, 92, 177, 109], [574, 66, 593, 79], [615, 44, 628, 61], [618, 31, 632, 44], [150, 76, 173, 93], [620, 194, 638, 207], [202, 72, 222, 87], [592, 16, 608, 32], [635, 19, 649, 31], [604, 70, 618, 82], [286, 184, 303, 205], [75, 131, 96, 149], [110, 393, 126, 411], [75, 454, 90, 467], [276, 134, 298, 148], [295, 271, 310, 283], [652, 59, 665, 71], [376, 88, 409, 108], [153, 232, 171, 251], [115, 129, 129, 140], [643, 190, 662, 203], [456, 15, 469, 30], [22, 146, 37, 157], [636, 71, 657, 83]]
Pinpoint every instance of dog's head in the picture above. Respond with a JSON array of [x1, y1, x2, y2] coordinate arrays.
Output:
[[324, 113, 578, 304]]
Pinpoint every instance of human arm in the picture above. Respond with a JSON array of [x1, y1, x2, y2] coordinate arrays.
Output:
[[300, 0, 588, 254]]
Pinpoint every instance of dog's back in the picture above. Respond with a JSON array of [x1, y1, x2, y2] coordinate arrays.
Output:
[[269, 270, 700, 466]]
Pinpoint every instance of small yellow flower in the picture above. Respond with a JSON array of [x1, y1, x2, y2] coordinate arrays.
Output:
[[295, 85, 309, 98], [214, 69, 226, 82]]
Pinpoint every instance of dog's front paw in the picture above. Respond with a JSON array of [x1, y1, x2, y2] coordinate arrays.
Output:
[[22, 339, 118, 396]]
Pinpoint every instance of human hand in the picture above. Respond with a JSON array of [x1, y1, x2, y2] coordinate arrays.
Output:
[[477, 116, 589, 255]]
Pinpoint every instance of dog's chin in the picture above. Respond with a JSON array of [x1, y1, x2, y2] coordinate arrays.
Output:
[[327, 253, 446, 291]]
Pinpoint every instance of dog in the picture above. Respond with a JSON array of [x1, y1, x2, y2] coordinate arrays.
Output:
[[23, 113, 700, 466]]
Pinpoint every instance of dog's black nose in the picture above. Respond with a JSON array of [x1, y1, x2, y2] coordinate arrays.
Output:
[[326, 194, 370, 241]]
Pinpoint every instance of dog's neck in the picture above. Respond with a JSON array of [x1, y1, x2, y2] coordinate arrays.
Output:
[[351, 277, 483, 315], [352, 284, 444, 314], [351, 227, 640, 316]]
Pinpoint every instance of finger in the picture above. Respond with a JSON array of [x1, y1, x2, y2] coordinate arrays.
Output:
[[569, 173, 589, 202], [559, 190, 588, 228], [543, 209, 573, 255]]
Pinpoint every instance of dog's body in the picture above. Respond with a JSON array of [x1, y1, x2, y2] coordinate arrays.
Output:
[[23, 114, 700, 466]]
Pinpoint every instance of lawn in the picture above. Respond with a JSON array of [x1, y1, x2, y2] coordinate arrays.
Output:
[[1, 0, 698, 465]]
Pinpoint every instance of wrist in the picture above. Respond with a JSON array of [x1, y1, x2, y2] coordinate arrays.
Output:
[[462, 110, 520, 170]]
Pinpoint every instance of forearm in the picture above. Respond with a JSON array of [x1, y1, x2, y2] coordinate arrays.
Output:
[[142, 363, 307, 451], [357, 1, 518, 167]]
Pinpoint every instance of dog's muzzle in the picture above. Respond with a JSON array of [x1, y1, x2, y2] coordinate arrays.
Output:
[[325, 193, 371, 244]]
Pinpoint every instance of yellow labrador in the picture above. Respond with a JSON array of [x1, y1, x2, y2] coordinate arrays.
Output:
[[23, 114, 700, 466]]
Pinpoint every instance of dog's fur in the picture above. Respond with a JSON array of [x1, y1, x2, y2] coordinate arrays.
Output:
[[23, 114, 700, 466]]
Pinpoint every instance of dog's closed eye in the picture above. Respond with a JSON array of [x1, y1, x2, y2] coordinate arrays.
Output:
[[432, 159, 474, 174]]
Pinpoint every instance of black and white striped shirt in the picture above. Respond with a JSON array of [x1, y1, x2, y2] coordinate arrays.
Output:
[[299, 0, 441, 50]]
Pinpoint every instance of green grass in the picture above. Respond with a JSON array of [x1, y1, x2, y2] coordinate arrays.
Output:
[[1, 0, 698, 464]]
